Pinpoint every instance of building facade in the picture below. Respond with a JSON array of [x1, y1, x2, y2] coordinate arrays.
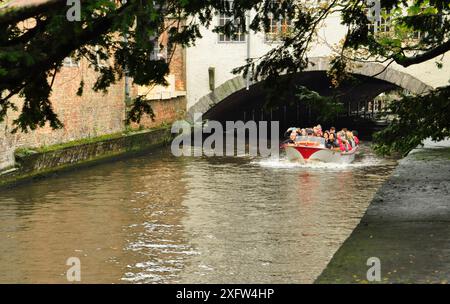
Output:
[[185, 2, 346, 110], [185, 1, 450, 113]]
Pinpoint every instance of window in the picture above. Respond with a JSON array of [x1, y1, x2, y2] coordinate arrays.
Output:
[[265, 0, 292, 42], [218, 1, 246, 43], [95, 46, 107, 67], [265, 13, 292, 42], [378, 9, 391, 33], [150, 38, 167, 61], [368, 8, 391, 34], [409, 7, 432, 40]]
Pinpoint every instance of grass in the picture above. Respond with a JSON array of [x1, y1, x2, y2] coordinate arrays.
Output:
[[15, 132, 123, 156]]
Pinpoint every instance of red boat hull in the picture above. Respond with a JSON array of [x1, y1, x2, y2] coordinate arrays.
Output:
[[282, 144, 358, 164]]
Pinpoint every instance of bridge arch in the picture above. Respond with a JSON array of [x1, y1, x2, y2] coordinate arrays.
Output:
[[186, 57, 433, 122]]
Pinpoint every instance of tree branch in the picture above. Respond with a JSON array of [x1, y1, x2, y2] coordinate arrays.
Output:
[[394, 39, 450, 67]]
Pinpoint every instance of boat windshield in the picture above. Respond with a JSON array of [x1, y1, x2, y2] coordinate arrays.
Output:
[[296, 136, 325, 147]]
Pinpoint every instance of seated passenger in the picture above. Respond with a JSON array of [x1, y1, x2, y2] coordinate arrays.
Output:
[[284, 127, 298, 138], [337, 132, 349, 152], [316, 124, 323, 137], [300, 128, 307, 136], [285, 131, 298, 145], [323, 131, 332, 149], [346, 130, 355, 148], [329, 132, 338, 148]]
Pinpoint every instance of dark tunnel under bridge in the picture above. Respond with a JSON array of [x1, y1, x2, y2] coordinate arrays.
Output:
[[200, 71, 400, 137]]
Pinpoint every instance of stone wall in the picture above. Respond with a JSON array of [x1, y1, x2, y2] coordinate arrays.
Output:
[[0, 129, 14, 170], [0, 127, 173, 188]]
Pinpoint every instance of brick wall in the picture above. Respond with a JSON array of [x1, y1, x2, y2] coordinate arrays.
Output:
[[130, 96, 186, 130], [129, 18, 187, 130], [0, 59, 127, 170], [158, 18, 186, 91], [165, 28, 186, 92], [0, 53, 186, 171]]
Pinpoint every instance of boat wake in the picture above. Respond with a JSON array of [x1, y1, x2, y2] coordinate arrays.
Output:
[[251, 154, 383, 171]]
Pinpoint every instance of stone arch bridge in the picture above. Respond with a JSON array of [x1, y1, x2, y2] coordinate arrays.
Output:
[[186, 56, 441, 124]]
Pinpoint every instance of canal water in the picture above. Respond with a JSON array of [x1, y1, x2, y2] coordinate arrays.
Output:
[[0, 144, 396, 283]]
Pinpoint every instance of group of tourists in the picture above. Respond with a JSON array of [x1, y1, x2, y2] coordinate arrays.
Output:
[[284, 124, 359, 152]]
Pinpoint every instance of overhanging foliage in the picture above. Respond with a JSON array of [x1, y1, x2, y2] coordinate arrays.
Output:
[[0, 0, 449, 154]]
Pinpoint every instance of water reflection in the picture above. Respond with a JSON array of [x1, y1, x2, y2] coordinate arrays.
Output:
[[0, 152, 189, 283], [122, 162, 192, 283], [0, 145, 396, 283]]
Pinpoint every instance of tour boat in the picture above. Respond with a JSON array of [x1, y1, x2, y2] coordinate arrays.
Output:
[[281, 136, 358, 164]]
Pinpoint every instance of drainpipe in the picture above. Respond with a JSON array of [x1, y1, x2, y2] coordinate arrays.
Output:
[[246, 11, 251, 91], [123, 34, 130, 101]]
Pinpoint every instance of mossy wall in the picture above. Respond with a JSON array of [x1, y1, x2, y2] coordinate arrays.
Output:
[[0, 127, 173, 188]]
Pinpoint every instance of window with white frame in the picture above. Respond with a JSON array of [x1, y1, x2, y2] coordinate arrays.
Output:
[[410, 7, 431, 40], [95, 45, 107, 67], [150, 38, 167, 61], [265, 0, 293, 42], [265, 13, 292, 42], [218, 1, 246, 43], [367, 2, 432, 39], [368, 8, 391, 34]]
